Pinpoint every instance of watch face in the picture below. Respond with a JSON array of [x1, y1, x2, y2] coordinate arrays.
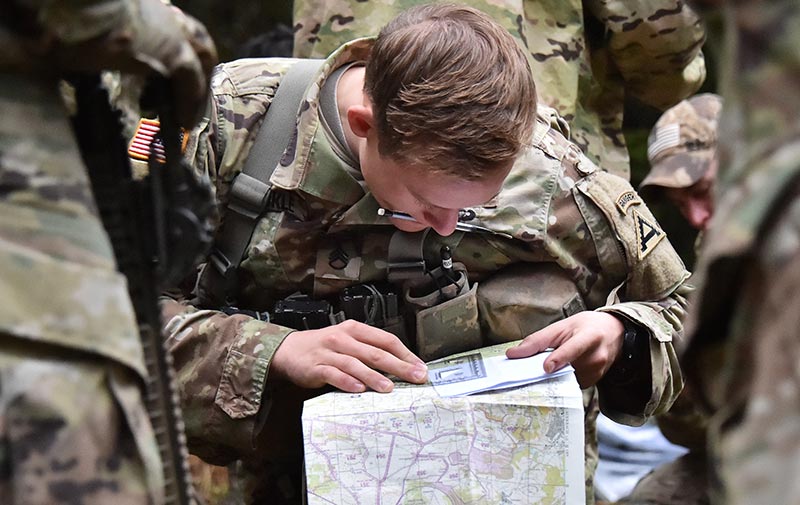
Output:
[[624, 321, 638, 343]]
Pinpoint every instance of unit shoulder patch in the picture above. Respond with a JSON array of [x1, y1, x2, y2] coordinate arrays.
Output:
[[632, 208, 665, 260]]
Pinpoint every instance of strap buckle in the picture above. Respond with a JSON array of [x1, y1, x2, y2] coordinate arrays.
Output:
[[228, 173, 272, 220], [387, 229, 430, 283], [208, 247, 239, 300]]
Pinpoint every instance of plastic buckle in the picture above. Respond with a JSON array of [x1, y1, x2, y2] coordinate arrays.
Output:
[[209, 247, 239, 294], [387, 259, 427, 282]]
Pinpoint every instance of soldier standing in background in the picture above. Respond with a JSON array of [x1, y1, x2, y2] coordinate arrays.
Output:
[[0, 1, 216, 503], [292, 0, 707, 180], [680, 1, 800, 503]]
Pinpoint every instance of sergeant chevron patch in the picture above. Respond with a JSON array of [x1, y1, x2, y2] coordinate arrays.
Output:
[[632, 209, 665, 259]]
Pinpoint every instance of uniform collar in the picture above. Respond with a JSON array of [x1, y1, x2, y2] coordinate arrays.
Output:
[[269, 37, 375, 207]]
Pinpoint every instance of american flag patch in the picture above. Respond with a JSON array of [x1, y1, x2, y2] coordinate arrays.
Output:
[[127, 118, 188, 163], [647, 123, 680, 161]]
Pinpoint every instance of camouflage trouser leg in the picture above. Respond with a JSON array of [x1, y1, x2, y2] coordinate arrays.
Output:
[[0, 336, 162, 505]]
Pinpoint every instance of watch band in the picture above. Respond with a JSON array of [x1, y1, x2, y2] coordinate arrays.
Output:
[[605, 316, 645, 385]]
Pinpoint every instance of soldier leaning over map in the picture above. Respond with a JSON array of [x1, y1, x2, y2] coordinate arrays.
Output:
[[293, 0, 707, 180], [154, 5, 690, 503]]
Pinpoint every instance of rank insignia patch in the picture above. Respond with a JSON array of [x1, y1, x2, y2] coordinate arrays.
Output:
[[632, 209, 665, 259], [615, 190, 641, 215]]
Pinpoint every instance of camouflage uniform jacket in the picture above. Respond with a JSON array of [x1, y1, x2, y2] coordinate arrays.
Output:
[[292, 0, 707, 179], [162, 39, 691, 472], [0, 1, 164, 502], [681, 2, 800, 503]]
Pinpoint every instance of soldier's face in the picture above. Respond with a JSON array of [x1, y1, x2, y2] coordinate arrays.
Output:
[[664, 158, 717, 231], [362, 149, 510, 237], [347, 95, 511, 236]]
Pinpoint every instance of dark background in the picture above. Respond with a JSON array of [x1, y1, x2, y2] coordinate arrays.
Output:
[[173, 1, 294, 61]]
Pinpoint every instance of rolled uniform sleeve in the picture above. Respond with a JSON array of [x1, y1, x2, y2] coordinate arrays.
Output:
[[161, 296, 294, 464], [596, 283, 691, 425]]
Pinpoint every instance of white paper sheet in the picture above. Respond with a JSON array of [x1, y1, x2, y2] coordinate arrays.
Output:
[[428, 350, 575, 397]]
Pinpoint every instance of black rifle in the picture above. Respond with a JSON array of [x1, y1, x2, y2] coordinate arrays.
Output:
[[69, 74, 214, 505]]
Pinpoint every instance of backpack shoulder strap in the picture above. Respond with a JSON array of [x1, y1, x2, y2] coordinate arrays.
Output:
[[202, 58, 325, 306]]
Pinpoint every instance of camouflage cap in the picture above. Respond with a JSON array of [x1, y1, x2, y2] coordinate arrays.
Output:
[[640, 93, 722, 192]]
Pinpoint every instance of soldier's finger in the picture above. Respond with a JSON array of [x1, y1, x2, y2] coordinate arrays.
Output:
[[350, 342, 428, 385], [315, 364, 369, 394], [325, 353, 398, 393], [327, 331, 428, 385], [543, 331, 594, 374], [506, 320, 570, 359], [341, 320, 426, 366], [172, 10, 218, 78]]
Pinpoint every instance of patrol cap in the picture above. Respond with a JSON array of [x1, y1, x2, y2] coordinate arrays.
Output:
[[640, 93, 722, 193]]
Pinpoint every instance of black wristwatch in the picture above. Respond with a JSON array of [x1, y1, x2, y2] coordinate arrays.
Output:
[[604, 316, 646, 385]]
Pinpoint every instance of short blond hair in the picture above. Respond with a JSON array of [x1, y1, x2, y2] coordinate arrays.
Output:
[[365, 3, 537, 180]]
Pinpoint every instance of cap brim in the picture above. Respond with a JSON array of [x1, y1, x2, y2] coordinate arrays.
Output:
[[640, 149, 714, 191]]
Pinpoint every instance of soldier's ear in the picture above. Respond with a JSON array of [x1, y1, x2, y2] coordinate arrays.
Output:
[[347, 104, 374, 139]]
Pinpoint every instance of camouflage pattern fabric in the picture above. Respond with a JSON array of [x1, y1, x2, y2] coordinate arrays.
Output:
[[0, 0, 212, 503], [292, 0, 707, 180], [0, 336, 163, 505], [680, 1, 800, 504], [654, 385, 708, 453], [640, 93, 722, 194], [160, 38, 691, 504]]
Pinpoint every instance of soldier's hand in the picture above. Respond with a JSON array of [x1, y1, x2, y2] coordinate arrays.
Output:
[[506, 311, 625, 388], [270, 320, 429, 393]]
